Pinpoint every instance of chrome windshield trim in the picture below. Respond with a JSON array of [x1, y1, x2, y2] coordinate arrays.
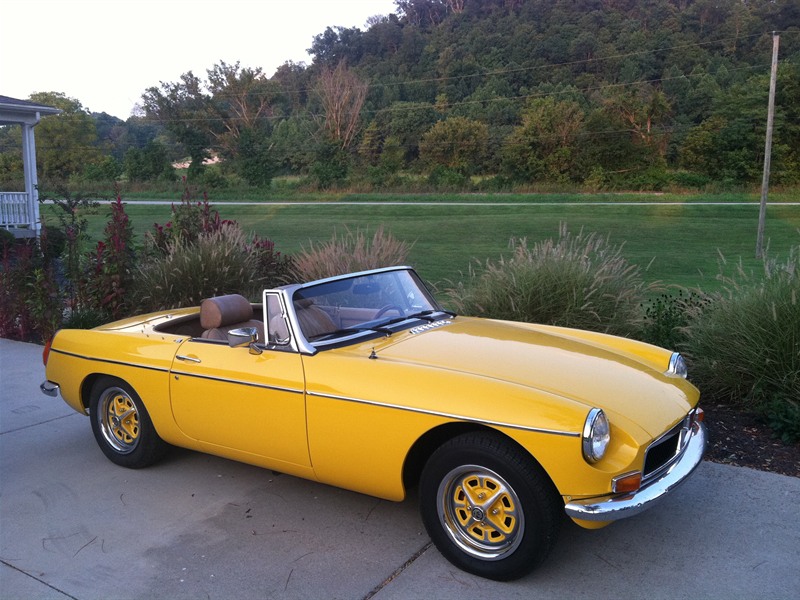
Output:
[[307, 390, 580, 437], [271, 266, 442, 355]]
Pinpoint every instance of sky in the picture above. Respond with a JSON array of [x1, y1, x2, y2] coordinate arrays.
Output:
[[1, 0, 398, 120]]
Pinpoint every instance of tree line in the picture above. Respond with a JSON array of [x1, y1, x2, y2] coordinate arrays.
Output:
[[1, 0, 799, 191]]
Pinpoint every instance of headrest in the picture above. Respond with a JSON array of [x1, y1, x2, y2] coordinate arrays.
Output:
[[200, 294, 253, 329]]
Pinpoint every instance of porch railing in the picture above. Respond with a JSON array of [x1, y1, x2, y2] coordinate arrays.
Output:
[[0, 192, 34, 229]]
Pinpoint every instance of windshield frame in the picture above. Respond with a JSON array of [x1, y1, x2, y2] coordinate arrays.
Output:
[[265, 266, 451, 354]]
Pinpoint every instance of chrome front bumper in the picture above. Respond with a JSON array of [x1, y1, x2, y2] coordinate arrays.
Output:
[[40, 380, 60, 397], [565, 420, 707, 522]]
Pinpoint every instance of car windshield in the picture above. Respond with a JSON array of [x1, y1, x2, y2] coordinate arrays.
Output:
[[291, 269, 447, 342]]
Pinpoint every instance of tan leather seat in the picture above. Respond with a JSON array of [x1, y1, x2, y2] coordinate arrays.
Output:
[[294, 299, 337, 339], [200, 294, 264, 343]]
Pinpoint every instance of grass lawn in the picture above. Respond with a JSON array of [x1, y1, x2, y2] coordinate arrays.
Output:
[[44, 196, 800, 291]]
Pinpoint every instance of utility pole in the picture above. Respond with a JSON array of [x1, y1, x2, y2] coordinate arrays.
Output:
[[756, 32, 779, 259]]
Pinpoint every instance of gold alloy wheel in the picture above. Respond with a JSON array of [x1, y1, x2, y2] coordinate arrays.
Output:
[[437, 464, 525, 560], [98, 386, 140, 454]]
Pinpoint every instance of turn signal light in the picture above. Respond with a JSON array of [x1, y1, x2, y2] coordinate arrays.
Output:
[[612, 471, 642, 494], [693, 407, 705, 423], [42, 338, 53, 366]]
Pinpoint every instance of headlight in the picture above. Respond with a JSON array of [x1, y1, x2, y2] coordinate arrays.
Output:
[[668, 352, 688, 378], [582, 408, 610, 464]]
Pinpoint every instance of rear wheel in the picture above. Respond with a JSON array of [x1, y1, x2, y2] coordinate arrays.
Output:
[[419, 431, 562, 581], [89, 377, 167, 468]]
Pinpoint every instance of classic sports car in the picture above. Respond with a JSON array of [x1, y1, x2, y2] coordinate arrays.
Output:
[[41, 266, 705, 580]]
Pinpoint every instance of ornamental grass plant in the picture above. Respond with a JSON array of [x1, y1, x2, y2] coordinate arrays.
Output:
[[290, 225, 413, 282], [445, 225, 651, 338], [134, 223, 260, 311], [681, 248, 800, 441]]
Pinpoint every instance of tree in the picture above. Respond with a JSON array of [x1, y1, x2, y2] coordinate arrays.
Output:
[[501, 97, 585, 182], [314, 61, 369, 150], [419, 116, 489, 175], [28, 92, 103, 181], [271, 116, 315, 173], [141, 72, 212, 180], [395, 0, 449, 27], [236, 127, 276, 187], [205, 61, 279, 160], [598, 85, 671, 162], [376, 101, 439, 166], [124, 140, 174, 181]]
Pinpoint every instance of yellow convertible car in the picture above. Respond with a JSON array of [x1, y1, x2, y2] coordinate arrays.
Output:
[[41, 266, 705, 580]]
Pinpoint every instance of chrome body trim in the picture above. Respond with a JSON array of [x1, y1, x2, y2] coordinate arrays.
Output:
[[642, 412, 692, 484], [306, 390, 581, 437], [48, 348, 170, 373], [564, 420, 706, 521], [170, 370, 303, 395], [40, 380, 60, 397]]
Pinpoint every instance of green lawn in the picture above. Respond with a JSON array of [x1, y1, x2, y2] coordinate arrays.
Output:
[[45, 197, 800, 291]]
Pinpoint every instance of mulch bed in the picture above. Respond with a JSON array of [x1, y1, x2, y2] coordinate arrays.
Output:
[[702, 401, 799, 478]]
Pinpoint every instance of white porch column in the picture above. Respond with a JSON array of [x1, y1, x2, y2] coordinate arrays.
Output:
[[21, 117, 41, 235]]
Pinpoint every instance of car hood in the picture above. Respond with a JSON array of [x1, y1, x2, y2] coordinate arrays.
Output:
[[374, 317, 698, 438]]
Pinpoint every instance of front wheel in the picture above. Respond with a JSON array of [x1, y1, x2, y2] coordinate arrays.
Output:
[[419, 431, 562, 581], [89, 376, 168, 468]]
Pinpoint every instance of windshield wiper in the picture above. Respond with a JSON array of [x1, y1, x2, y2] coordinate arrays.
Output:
[[310, 310, 456, 342], [310, 324, 393, 341]]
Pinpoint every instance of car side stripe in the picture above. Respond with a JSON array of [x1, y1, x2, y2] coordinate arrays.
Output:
[[306, 391, 580, 437], [170, 370, 303, 395], [50, 348, 169, 373]]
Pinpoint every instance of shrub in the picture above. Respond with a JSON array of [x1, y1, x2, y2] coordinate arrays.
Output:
[[763, 398, 800, 444], [0, 241, 37, 340], [446, 225, 650, 337], [134, 223, 259, 311], [290, 226, 413, 282], [682, 250, 800, 420], [61, 307, 109, 330], [247, 236, 294, 288], [640, 289, 709, 349], [0, 238, 61, 342], [427, 166, 469, 189], [81, 195, 135, 319]]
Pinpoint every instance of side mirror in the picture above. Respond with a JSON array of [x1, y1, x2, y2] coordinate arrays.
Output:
[[227, 327, 262, 355]]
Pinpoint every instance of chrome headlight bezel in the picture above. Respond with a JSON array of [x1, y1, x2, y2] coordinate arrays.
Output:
[[667, 352, 688, 379], [582, 408, 611, 464]]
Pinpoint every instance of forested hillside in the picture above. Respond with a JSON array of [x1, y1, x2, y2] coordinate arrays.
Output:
[[2, 0, 799, 191]]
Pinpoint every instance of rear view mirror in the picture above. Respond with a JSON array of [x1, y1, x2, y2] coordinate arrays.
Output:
[[227, 327, 262, 355]]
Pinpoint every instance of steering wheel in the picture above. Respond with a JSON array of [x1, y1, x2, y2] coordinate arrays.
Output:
[[374, 304, 404, 319]]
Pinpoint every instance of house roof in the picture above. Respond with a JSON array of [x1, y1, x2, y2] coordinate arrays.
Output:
[[0, 95, 61, 126]]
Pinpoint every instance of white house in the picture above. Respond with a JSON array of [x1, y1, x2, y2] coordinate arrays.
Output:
[[0, 95, 61, 238]]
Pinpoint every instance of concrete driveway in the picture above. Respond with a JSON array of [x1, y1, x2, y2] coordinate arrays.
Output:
[[1, 337, 798, 599]]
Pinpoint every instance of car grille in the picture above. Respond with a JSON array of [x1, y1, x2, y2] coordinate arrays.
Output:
[[642, 414, 692, 482]]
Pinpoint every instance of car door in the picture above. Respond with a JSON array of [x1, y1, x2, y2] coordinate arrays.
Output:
[[169, 338, 310, 468]]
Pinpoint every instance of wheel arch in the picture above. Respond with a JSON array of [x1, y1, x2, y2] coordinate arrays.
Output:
[[402, 422, 559, 496], [80, 373, 107, 412]]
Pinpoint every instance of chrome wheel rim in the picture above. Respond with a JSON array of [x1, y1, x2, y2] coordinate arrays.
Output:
[[437, 464, 524, 561], [97, 386, 140, 454]]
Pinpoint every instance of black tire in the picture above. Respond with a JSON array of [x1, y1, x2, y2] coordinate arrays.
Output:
[[419, 431, 562, 581], [89, 376, 168, 468]]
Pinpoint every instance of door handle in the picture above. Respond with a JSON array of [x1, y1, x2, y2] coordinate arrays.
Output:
[[176, 354, 201, 363]]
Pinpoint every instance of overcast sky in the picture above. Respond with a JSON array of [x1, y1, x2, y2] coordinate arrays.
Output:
[[1, 0, 398, 119]]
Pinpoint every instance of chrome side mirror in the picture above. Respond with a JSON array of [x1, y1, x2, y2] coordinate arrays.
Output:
[[227, 327, 262, 355]]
